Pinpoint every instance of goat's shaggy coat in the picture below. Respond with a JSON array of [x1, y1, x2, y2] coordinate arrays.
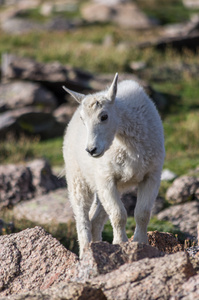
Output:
[[63, 74, 165, 258]]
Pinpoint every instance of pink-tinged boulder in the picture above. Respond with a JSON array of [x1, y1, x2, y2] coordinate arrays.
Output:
[[0, 226, 78, 297], [92, 252, 196, 300], [69, 240, 163, 282]]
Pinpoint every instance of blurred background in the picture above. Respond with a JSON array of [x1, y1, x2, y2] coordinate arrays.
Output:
[[0, 0, 199, 252]]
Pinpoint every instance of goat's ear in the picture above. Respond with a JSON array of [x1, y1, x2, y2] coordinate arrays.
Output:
[[107, 73, 118, 103], [62, 86, 85, 103]]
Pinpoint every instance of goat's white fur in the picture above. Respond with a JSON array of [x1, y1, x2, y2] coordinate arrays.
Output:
[[63, 74, 165, 258]]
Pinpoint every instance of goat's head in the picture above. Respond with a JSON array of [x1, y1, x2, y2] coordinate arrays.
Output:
[[63, 73, 118, 157]]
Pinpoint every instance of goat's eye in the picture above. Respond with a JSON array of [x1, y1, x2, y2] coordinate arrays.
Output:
[[100, 114, 108, 122]]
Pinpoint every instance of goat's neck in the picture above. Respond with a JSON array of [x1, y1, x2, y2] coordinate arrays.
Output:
[[114, 106, 130, 144], [114, 101, 139, 149]]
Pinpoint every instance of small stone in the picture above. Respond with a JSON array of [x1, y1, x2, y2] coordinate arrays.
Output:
[[130, 61, 146, 71], [40, 2, 53, 16], [166, 175, 199, 203], [161, 169, 177, 181]]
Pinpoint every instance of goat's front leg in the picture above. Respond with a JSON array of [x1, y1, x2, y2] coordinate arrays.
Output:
[[97, 180, 128, 244], [69, 184, 93, 259], [133, 171, 161, 244]]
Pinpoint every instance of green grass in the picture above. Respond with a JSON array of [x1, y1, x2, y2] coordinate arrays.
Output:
[[0, 210, 79, 254], [103, 216, 184, 244], [134, 0, 199, 24], [1, 210, 183, 255], [15, 2, 82, 21], [16, 7, 48, 23], [32, 137, 64, 166], [154, 79, 199, 175], [0, 135, 64, 166]]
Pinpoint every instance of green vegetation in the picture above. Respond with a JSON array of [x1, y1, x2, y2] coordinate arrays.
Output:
[[156, 79, 199, 175], [0, 135, 64, 165], [0, 211, 79, 254], [1, 210, 182, 255], [134, 0, 196, 24], [16, 2, 82, 21], [103, 216, 184, 244]]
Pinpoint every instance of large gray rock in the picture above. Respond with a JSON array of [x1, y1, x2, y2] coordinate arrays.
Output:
[[0, 81, 57, 113], [163, 14, 199, 37], [27, 159, 66, 194], [0, 163, 34, 208], [12, 188, 74, 226], [0, 159, 66, 208], [166, 175, 199, 203], [0, 227, 78, 297], [81, 2, 156, 29], [157, 201, 199, 238], [138, 14, 199, 52], [0, 107, 65, 139], [139, 32, 199, 52], [1, 54, 93, 101], [1, 17, 43, 34]]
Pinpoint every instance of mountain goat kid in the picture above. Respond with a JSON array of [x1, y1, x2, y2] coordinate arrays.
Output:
[[63, 73, 165, 258]]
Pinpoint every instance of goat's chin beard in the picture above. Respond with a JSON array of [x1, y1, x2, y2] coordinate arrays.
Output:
[[87, 150, 105, 158], [92, 151, 104, 158]]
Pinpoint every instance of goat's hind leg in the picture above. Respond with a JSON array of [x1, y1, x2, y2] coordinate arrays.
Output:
[[89, 193, 108, 242], [133, 171, 161, 244]]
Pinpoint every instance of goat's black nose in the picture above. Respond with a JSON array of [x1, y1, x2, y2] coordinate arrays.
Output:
[[86, 147, 97, 156]]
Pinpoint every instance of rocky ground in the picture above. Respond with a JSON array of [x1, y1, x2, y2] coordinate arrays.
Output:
[[0, 226, 198, 300], [0, 157, 199, 299], [1, 0, 199, 299]]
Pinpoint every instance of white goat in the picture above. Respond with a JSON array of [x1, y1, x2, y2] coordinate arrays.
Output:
[[63, 73, 165, 258]]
